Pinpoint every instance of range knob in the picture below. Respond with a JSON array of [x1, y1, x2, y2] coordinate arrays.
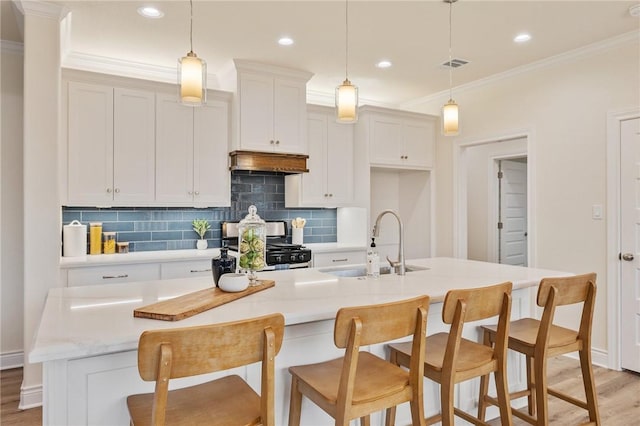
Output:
[[290, 254, 297, 262]]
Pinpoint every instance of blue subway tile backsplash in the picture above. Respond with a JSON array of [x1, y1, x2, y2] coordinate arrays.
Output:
[[62, 171, 337, 252]]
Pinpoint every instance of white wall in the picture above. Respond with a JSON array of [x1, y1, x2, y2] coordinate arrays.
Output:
[[1, 43, 24, 367], [415, 36, 640, 358], [466, 138, 526, 262]]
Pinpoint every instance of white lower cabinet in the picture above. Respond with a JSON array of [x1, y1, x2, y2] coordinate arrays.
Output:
[[312, 249, 366, 268], [66, 264, 160, 286], [160, 260, 213, 280]]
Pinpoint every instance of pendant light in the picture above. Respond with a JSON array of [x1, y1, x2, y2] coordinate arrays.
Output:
[[335, 0, 358, 123], [442, 0, 459, 135], [178, 0, 206, 106]]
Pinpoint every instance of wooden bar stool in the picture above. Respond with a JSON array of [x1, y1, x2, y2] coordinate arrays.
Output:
[[288, 295, 430, 426], [478, 273, 600, 426], [388, 282, 513, 426], [127, 313, 285, 426]]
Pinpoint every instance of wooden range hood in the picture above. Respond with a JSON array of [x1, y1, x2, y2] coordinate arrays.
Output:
[[229, 150, 309, 173]]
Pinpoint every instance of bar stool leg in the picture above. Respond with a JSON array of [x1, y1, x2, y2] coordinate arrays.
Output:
[[494, 358, 513, 426], [526, 355, 536, 416], [533, 356, 548, 426], [579, 347, 601, 425], [477, 329, 493, 421], [441, 378, 455, 426], [288, 376, 303, 426], [385, 349, 399, 426]]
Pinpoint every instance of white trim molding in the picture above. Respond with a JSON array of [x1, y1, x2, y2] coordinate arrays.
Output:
[[606, 106, 640, 371], [1, 350, 24, 370], [13, 0, 69, 20], [19, 382, 42, 410], [0, 40, 24, 55]]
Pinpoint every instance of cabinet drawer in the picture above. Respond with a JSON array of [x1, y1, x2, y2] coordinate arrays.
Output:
[[67, 264, 160, 286], [161, 260, 214, 280], [312, 250, 366, 268]]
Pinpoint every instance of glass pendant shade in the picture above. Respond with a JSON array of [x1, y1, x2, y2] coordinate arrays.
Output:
[[178, 52, 207, 106], [336, 79, 358, 123], [442, 99, 459, 136]]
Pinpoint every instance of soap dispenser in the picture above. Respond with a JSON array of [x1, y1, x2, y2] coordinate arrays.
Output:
[[212, 247, 237, 287], [367, 237, 380, 278]]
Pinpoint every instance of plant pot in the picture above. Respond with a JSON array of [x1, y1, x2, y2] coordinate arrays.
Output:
[[196, 239, 208, 250]]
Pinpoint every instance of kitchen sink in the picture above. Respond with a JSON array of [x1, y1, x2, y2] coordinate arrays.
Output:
[[319, 264, 429, 278]]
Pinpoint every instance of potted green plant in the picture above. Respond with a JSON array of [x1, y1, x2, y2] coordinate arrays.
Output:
[[192, 219, 211, 250]]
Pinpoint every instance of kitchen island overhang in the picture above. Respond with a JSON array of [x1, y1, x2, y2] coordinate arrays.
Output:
[[30, 257, 571, 425]]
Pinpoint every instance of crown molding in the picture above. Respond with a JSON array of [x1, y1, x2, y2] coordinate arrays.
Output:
[[401, 29, 640, 110], [0, 40, 24, 55], [62, 51, 219, 88], [13, 0, 69, 20]]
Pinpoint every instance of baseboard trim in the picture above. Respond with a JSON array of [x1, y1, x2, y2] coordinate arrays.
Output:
[[19, 383, 43, 409], [562, 348, 609, 369], [1, 351, 24, 370]]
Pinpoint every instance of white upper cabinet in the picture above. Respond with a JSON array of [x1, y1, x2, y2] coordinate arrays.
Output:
[[155, 93, 230, 207], [66, 81, 155, 206], [285, 105, 354, 208], [231, 60, 313, 154], [359, 106, 436, 170]]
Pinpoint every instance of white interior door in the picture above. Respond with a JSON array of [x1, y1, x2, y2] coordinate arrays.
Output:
[[621, 117, 640, 373], [499, 160, 528, 266]]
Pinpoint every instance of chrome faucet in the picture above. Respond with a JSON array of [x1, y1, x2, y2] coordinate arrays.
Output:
[[372, 210, 405, 275]]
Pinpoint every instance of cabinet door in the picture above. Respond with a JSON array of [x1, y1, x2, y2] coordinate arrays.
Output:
[[238, 72, 275, 151], [273, 78, 307, 154], [113, 88, 155, 203], [326, 120, 354, 205], [155, 94, 194, 203], [369, 115, 403, 166], [67, 263, 160, 286], [298, 112, 328, 205], [193, 99, 230, 206], [67, 82, 114, 205], [403, 119, 435, 169]]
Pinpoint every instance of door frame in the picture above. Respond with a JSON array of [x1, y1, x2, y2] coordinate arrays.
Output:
[[453, 128, 536, 267], [606, 107, 640, 371]]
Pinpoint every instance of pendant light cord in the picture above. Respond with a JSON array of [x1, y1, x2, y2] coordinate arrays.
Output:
[[189, 0, 194, 53], [448, 0, 453, 101], [345, 0, 349, 81]]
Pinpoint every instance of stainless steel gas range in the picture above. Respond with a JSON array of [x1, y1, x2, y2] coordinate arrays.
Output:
[[221, 220, 312, 270]]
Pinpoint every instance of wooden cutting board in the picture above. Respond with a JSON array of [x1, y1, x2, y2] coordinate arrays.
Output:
[[133, 279, 275, 321]]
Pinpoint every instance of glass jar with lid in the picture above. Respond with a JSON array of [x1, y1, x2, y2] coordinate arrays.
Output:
[[237, 205, 267, 286]]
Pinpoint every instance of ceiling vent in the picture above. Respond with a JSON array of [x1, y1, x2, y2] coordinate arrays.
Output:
[[441, 58, 469, 69]]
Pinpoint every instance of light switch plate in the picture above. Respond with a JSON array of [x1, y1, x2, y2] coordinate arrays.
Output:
[[592, 204, 603, 220]]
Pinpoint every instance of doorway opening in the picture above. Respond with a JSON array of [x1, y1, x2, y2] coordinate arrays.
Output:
[[462, 136, 529, 265]]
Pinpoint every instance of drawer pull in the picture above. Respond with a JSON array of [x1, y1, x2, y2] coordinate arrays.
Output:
[[102, 274, 129, 279], [332, 258, 348, 263], [190, 269, 212, 273]]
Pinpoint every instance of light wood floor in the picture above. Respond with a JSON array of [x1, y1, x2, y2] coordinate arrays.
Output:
[[1, 356, 638, 425]]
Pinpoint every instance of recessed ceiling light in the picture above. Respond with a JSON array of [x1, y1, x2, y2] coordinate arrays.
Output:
[[278, 37, 294, 46], [137, 6, 164, 19], [376, 60, 392, 69], [514, 33, 532, 43]]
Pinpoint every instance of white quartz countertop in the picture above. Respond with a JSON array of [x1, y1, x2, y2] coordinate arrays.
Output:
[[30, 258, 568, 364], [59, 243, 366, 268]]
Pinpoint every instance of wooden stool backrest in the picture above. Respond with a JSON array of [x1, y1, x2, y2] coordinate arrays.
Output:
[[442, 281, 513, 324], [536, 273, 597, 351], [137, 313, 285, 381], [334, 295, 430, 348]]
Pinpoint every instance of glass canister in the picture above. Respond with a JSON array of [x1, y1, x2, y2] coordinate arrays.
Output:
[[103, 232, 116, 254], [237, 205, 266, 286], [89, 222, 102, 255]]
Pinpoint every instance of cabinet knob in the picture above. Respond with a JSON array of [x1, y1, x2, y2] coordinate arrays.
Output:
[[270, 140, 275, 145], [114, 188, 120, 193], [275, 140, 280, 145], [194, 191, 199, 196], [324, 193, 328, 197], [188, 191, 193, 195], [106, 188, 112, 193], [329, 194, 333, 197]]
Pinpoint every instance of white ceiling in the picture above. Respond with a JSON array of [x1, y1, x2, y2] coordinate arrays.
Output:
[[3, 1, 640, 108]]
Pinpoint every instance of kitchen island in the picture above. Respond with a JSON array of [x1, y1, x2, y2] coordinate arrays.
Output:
[[30, 258, 569, 425]]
